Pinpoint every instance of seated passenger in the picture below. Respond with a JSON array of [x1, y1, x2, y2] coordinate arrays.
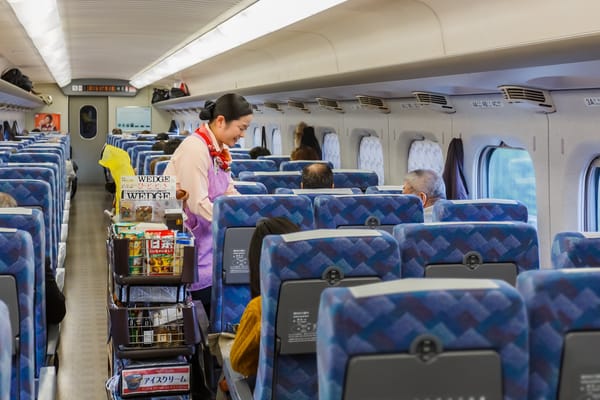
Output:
[[152, 138, 182, 174], [301, 163, 334, 189], [229, 217, 300, 379], [402, 169, 446, 222], [0, 192, 66, 324], [151, 141, 166, 151], [249, 146, 271, 159], [290, 145, 320, 161], [300, 126, 322, 159]]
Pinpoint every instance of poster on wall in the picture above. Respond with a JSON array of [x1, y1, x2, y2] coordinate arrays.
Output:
[[116, 106, 151, 132], [34, 113, 61, 132]]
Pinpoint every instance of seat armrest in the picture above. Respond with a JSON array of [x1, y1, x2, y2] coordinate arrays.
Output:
[[37, 366, 56, 400], [223, 357, 253, 400]]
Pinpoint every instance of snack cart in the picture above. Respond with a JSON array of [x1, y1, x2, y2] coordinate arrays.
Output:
[[105, 176, 201, 399]]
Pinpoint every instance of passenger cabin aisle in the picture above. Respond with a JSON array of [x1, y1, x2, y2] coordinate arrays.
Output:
[[57, 184, 111, 400]]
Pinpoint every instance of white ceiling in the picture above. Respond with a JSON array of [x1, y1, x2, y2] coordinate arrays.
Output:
[[2, 0, 600, 102], [0, 0, 249, 83]]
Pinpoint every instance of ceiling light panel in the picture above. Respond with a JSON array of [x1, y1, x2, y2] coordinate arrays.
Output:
[[130, 0, 348, 89]]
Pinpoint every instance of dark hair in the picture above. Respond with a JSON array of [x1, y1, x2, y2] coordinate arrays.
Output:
[[249, 146, 271, 159], [302, 163, 334, 189], [248, 217, 300, 298], [155, 132, 169, 141], [164, 138, 182, 155], [301, 126, 322, 159], [151, 141, 166, 151], [291, 145, 320, 161], [44, 114, 53, 122], [199, 93, 252, 123]]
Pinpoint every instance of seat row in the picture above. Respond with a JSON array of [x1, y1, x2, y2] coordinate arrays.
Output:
[[219, 227, 600, 400], [0, 134, 71, 399]]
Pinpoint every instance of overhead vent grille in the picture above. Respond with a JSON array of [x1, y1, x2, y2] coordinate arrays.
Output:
[[287, 100, 310, 113], [498, 85, 556, 113], [356, 95, 390, 114], [412, 91, 455, 113], [251, 104, 263, 114], [264, 102, 283, 113], [316, 97, 344, 113]]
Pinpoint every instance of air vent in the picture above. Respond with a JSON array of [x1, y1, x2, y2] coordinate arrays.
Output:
[[316, 97, 344, 113], [356, 95, 390, 114], [412, 91, 455, 113], [287, 100, 310, 113], [498, 85, 556, 113], [251, 104, 263, 114], [263, 102, 283, 113]]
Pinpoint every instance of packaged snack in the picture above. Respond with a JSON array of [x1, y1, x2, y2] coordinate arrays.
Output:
[[135, 204, 153, 222], [120, 201, 135, 222], [145, 230, 175, 275], [113, 222, 136, 236]]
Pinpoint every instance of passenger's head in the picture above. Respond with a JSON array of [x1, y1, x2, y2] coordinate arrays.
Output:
[[291, 146, 320, 161], [403, 169, 446, 208], [301, 163, 334, 189], [151, 141, 166, 151], [180, 129, 191, 136], [112, 128, 122, 135], [155, 132, 169, 141], [199, 93, 253, 148], [248, 217, 300, 298], [249, 146, 271, 159], [294, 121, 308, 148], [0, 192, 17, 207], [164, 138, 182, 155]]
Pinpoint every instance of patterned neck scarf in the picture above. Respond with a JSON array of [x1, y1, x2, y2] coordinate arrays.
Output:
[[195, 126, 231, 171]]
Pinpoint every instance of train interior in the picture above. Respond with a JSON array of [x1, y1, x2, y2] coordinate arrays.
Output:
[[0, 0, 599, 399]]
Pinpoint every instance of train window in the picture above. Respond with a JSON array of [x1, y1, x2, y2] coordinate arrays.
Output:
[[272, 127, 282, 154], [480, 146, 537, 225], [584, 156, 600, 231], [407, 139, 443, 174], [358, 136, 384, 184], [253, 126, 262, 147], [323, 132, 341, 169], [79, 105, 97, 139]]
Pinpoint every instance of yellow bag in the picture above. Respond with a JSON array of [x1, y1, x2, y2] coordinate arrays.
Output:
[[98, 145, 135, 210]]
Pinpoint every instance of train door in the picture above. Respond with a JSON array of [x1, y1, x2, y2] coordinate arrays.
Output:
[[69, 96, 108, 184]]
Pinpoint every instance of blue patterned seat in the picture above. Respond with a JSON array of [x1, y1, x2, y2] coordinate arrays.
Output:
[[365, 185, 404, 194], [257, 155, 290, 169], [0, 300, 11, 400], [0, 210, 45, 378], [231, 152, 251, 160], [9, 152, 64, 214], [279, 160, 333, 171], [238, 171, 302, 194], [0, 229, 35, 400], [432, 199, 529, 222], [314, 194, 423, 232], [394, 221, 539, 284], [0, 179, 55, 270], [155, 160, 169, 175], [230, 159, 277, 179], [517, 268, 600, 399], [137, 150, 163, 174], [0, 166, 60, 255], [129, 144, 154, 170], [318, 278, 529, 400], [332, 169, 379, 191], [551, 231, 600, 269], [211, 194, 315, 333], [232, 181, 268, 195], [254, 229, 402, 400], [143, 154, 171, 175]]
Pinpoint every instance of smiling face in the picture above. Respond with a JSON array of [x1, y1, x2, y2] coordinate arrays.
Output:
[[212, 113, 253, 147]]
